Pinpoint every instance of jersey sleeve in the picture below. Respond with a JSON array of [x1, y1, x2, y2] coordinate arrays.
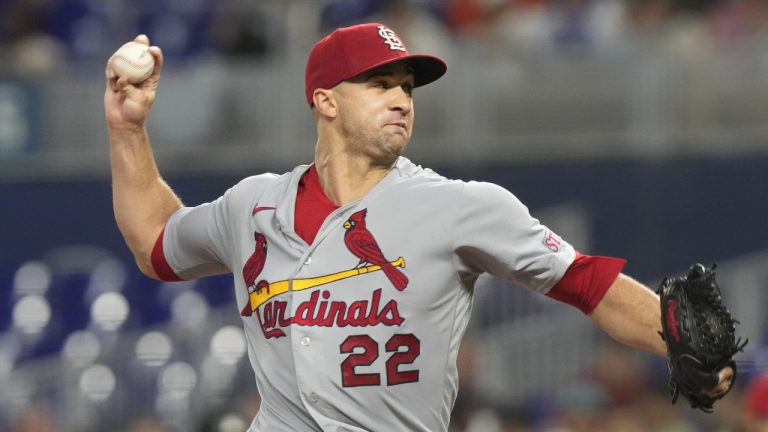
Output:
[[452, 181, 576, 293], [545, 252, 627, 314], [152, 174, 275, 281]]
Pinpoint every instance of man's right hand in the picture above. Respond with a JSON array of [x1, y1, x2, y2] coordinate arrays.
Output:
[[104, 34, 163, 131]]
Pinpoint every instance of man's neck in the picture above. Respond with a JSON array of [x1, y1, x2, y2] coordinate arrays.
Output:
[[314, 146, 396, 206]]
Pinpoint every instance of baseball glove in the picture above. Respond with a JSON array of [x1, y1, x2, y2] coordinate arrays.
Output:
[[657, 263, 748, 412]]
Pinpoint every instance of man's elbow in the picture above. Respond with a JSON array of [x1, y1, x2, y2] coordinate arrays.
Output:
[[135, 254, 162, 280], [120, 225, 165, 280]]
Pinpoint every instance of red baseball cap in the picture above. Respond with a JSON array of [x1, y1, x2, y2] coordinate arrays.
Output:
[[745, 373, 768, 416], [305, 23, 447, 106]]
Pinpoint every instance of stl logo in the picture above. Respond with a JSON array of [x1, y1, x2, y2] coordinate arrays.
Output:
[[543, 229, 562, 253], [377, 26, 406, 52]]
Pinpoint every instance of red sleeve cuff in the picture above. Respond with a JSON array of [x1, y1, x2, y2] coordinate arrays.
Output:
[[150, 227, 184, 281], [546, 252, 626, 314]]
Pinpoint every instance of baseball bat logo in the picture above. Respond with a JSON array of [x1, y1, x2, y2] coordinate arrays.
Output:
[[241, 256, 406, 317]]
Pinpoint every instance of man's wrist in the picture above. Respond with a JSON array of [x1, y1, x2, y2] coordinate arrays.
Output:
[[108, 122, 147, 138]]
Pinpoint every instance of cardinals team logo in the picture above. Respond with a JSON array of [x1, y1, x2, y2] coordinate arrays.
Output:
[[342, 209, 408, 290], [240, 208, 409, 338], [241, 232, 269, 317]]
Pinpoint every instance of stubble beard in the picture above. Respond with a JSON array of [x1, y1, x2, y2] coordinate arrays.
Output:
[[341, 115, 409, 167]]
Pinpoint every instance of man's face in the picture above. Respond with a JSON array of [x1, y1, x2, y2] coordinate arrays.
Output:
[[332, 61, 415, 165]]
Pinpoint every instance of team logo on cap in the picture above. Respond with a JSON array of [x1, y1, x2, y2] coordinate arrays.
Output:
[[377, 25, 406, 52]]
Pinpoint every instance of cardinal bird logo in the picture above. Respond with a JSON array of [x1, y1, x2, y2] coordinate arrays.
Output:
[[241, 232, 269, 317], [343, 209, 408, 291]]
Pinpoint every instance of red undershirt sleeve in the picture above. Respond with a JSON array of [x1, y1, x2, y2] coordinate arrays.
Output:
[[150, 227, 184, 281], [546, 252, 626, 314]]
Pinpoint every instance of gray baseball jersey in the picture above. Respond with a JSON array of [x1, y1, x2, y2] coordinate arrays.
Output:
[[157, 157, 576, 431]]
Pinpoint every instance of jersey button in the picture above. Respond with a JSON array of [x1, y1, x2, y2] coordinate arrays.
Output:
[[300, 336, 311, 346], [308, 392, 319, 403], [304, 257, 312, 265]]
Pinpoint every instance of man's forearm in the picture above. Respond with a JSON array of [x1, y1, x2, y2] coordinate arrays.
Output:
[[109, 126, 182, 278], [589, 273, 667, 357]]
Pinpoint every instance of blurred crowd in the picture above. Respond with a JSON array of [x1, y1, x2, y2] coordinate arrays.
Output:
[[0, 0, 767, 76]]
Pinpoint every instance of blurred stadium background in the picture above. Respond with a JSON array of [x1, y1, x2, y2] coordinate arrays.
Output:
[[1, 0, 768, 431]]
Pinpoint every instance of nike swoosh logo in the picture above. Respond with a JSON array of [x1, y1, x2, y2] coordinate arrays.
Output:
[[252, 206, 276, 216]]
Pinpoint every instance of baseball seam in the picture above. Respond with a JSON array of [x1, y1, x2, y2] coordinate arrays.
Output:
[[113, 55, 153, 70]]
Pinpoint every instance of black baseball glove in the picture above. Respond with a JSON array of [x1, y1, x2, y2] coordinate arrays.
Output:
[[656, 263, 748, 412]]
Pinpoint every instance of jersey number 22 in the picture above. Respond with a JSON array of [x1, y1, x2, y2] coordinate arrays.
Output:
[[340, 334, 420, 387]]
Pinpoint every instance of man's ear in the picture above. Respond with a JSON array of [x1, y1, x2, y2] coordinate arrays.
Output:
[[313, 89, 337, 118]]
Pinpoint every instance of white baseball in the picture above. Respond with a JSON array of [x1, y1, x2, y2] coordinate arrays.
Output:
[[110, 41, 155, 84]]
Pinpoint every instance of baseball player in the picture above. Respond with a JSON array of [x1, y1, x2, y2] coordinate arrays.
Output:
[[104, 24, 734, 432]]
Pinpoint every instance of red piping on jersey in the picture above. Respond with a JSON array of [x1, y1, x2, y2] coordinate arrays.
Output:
[[546, 252, 626, 314], [151, 227, 184, 281]]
